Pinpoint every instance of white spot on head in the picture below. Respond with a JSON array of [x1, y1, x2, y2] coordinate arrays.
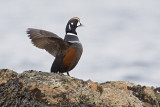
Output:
[[69, 24, 71, 30], [77, 21, 81, 26], [71, 22, 74, 25]]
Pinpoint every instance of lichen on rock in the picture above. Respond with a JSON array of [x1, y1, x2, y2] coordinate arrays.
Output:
[[0, 69, 160, 107]]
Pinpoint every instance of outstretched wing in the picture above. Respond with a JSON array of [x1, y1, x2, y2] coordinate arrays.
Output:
[[27, 28, 70, 57]]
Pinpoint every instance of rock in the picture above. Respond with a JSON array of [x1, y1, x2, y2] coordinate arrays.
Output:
[[0, 69, 160, 107], [0, 69, 18, 84]]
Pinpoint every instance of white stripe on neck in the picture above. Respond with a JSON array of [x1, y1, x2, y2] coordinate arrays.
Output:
[[67, 33, 77, 36], [68, 40, 81, 43]]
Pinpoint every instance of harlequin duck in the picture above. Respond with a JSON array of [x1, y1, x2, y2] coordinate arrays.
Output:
[[27, 17, 83, 76]]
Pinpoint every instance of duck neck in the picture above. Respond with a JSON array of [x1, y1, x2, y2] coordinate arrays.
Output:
[[65, 23, 77, 35]]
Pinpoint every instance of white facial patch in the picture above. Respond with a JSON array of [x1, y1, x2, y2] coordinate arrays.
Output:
[[69, 24, 71, 30], [71, 22, 74, 25], [77, 21, 81, 26]]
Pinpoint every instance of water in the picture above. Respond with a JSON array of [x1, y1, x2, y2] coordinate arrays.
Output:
[[0, 0, 160, 86]]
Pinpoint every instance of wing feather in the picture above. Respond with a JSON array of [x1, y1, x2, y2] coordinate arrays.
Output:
[[27, 28, 69, 57]]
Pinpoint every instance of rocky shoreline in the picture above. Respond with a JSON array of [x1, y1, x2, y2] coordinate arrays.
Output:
[[0, 69, 160, 107]]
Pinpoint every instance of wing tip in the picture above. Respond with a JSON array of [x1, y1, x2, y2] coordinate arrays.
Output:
[[26, 28, 37, 38], [27, 28, 32, 35], [27, 28, 37, 40], [26, 28, 33, 34]]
